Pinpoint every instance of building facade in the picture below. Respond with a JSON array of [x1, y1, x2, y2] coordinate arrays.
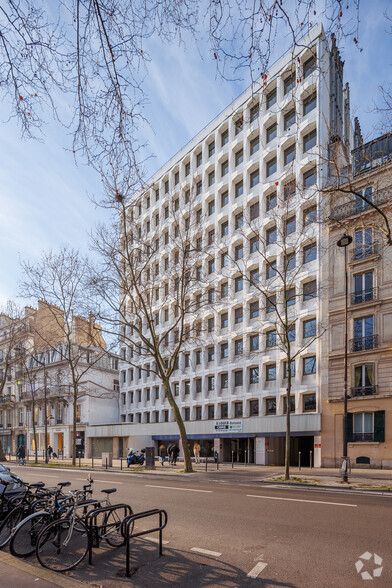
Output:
[[89, 25, 353, 466], [322, 131, 392, 468]]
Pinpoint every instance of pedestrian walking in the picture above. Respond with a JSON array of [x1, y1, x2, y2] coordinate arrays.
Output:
[[171, 444, 180, 466], [167, 444, 173, 465], [47, 445, 53, 460], [193, 442, 201, 464], [159, 444, 167, 466], [16, 444, 25, 466]]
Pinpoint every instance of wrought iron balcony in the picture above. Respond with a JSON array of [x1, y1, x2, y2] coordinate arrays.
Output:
[[353, 133, 392, 176], [352, 432, 374, 442], [351, 244, 378, 262], [331, 186, 392, 220], [350, 287, 377, 305], [0, 394, 13, 403], [350, 335, 378, 352], [351, 385, 377, 397]]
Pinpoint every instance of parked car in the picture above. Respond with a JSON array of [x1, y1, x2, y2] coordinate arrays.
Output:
[[0, 464, 24, 494]]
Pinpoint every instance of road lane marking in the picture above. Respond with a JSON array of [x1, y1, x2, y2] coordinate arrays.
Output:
[[86, 479, 124, 485], [144, 536, 169, 545], [15, 473, 59, 478], [191, 547, 222, 557], [146, 484, 212, 493], [247, 495, 357, 507], [247, 562, 268, 578]]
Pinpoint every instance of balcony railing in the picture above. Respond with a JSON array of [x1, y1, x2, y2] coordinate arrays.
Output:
[[353, 133, 392, 176], [350, 287, 377, 305], [350, 335, 378, 352], [352, 432, 374, 442], [351, 385, 377, 397], [331, 186, 392, 220], [0, 394, 13, 403]]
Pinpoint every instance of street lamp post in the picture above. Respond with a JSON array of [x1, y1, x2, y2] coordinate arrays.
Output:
[[337, 234, 353, 482]]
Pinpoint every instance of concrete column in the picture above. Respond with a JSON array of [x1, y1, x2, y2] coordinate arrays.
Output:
[[313, 435, 321, 468], [255, 437, 266, 465], [112, 436, 119, 459]]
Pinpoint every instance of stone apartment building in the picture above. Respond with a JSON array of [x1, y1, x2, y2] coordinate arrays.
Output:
[[88, 25, 354, 466], [322, 131, 392, 468], [0, 300, 119, 458]]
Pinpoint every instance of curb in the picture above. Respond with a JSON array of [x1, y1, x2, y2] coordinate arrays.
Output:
[[259, 480, 392, 494], [0, 552, 85, 587]]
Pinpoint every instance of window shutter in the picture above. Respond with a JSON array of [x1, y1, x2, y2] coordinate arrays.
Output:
[[374, 411, 385, 442], [347, 413, 353, 442]]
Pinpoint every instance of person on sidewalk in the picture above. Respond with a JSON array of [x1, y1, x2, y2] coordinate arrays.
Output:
[[47, 445, 53, 460], [16, 444, 25, 465], [167, 444, 173, 465], [159, 444, 167, 466], [171, 444, 180, 466], [193, 442, 201, 464]]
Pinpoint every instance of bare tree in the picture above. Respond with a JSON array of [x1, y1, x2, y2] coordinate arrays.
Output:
[[19, 247, 111, 465], [229, 181, 323, 480], [89, 189, 215, 473], [0, 301, 27, 396]]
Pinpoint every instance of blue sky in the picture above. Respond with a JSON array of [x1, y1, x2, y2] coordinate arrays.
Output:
[[1, 1, 391, 306]]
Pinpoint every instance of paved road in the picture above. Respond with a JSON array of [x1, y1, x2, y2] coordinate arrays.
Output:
[[7, 465, 392, 587]]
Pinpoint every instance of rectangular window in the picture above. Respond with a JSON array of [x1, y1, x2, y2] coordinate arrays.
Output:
[[354, 228, 374, 260], [266, 157, 277, 177], [284, 72, 295, 94], [235, 148, 244, 166], [221, 190, 229, 207], [303, 205, 317, 225], [235, 180, 244, 198], [288, 324, 295, 341], [185, 162, 190, 176], [221, 402, 228, 417], [283, 396, 296, 414], [208, 229, 215, 244], [221, 129, 229, 146], [266, 192, 277, 211], [266, 122, 277, 143], [250, 103, 259, 122], [234, 400, 243, 416], [221, 374, 228, 389], [303, 91, 317, 115], [208, 171, 215, 187], [234, 307, 243, 324], [235, 276, 243, 292], [249, 301, 259, 319], [208, 141, 215, 157], [235, 244, 243, 260], [250, 235, 259, 253], [235, 339, 243, 355], [285, 216, 296, 235], [353, 316, 375, 351], [196, 181, 202, 196], [266, 330, 277, 348], [303, 318, 316, 338], [208, 346, 215, 362], [284, 109, 296, 130], [284, 360, 295, 378], [266, 88, 277, 108], [249, 399, 259, 416], [196, 406, 202, 420], [208, 259, 215, 274], [303, 280, 317, 301], [304, 129, 317, 152], [284, 180, 296, 200], [266, 365, 276, 382], [353, 271, 374, 304], [250, 334, 259, 351], [303, 167, 316, 188], [208, 200, 215, 215], [303, 242, 317, 263], [221, 252, 229, 267], [208, 315, 215, 331], [221, 282, 229, 299], [184, 407, 190, 421], [250, 169, 259, 189], [285, 252, 296, 271], [250, 135, 260, 155], [174, 171, 179, 185], [235, 212, 243, 229], [266, 295, 276, 313], [250, 367, 259, 384], [266, 259, 277, 279], [208, 405, 215, 419], [353, 365, 375, 395], [221, 160, 229, 176], [303, 356, 316, 375], [196, 152, 202, 167], [235, 116, 243, 135], [303, 393, 316, 412], [266, 397, 276, 414], [221, 312, 229, 328], [165, 180, 169, 193], [284, 144, 296, 165], [221, 342, 229, 358], [196, 378, 202, 392], [184, 353, 190, 368], [303, 55, 316, 78], [250, 268, 259, 285], [196, 351, 202, 366], [266, 226, 277, 245]]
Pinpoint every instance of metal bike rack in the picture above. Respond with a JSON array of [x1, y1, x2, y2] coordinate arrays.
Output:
[[85, 504, 133, 565], [122, 509, 168, 577]]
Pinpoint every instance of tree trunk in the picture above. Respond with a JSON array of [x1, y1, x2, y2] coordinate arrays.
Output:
[[32, 396, 38, 463], [164, 381, 193, 473], [72, 386, 78, 466], [284, 370, 292, 481]]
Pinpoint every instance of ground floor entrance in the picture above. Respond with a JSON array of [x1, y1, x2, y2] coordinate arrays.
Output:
[[220, 438, 255, 463]]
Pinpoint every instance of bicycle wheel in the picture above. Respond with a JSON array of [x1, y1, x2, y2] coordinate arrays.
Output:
[[10, 512, 52, 558], [0, 506, 26, 549], [103, 511, 126, 547], [36, 518, 88, 572]]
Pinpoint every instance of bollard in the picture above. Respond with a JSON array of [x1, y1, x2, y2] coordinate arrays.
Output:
[[205, 457, 208, 471], [92, 456, 94, 469], [121, 457, 123, 471], [106, 457, 108, 470], [79, 455, 81, 468], [310, 451, 313, 469], [245, 450, 248, 466], [216, 455, 219, 470], [232, 451, 234, 469], [298, 451, 301, 471]]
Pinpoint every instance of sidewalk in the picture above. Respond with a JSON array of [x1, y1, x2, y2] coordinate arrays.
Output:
[[0, 552, 85, 587]]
